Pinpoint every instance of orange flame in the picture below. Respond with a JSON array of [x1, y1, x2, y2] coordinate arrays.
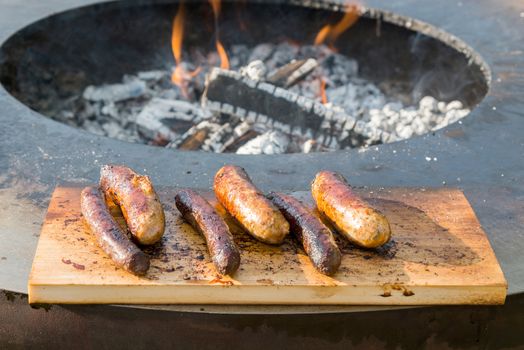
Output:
[[314, 4, 360, 46], [216, 40, 230, 69], [171, 2, 186, 85], [320, 78, 328, 104], [209, 0, 221, 16], [170, 2, 201, 96], [209, 0, 230, 70]]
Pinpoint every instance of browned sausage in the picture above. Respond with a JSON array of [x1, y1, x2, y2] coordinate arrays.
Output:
[[268, 192, 341, 275], [100, 165, 165, 245], [311, 171, 391, 248], [80, 186, 150, 276], [213, 165, 289, 245], [175, 189, 240, 275]]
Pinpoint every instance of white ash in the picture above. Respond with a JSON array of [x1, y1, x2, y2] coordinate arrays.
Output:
[[327, 87, 469, 140], [135, 98, 207, 141], [202, 122, 233, 152], [302, 139, 329, 153], [236, 130, 289, 155], [83, 79, 147, 103], [247, 43, 274, 63], [239, 60, 267, 81], [55, 42, 470, 153]]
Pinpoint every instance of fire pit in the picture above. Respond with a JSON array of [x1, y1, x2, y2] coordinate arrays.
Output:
[[0, 0, 488, 153], [2, 0, 524, 348]]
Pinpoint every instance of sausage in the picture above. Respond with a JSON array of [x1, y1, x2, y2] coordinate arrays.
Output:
[[268, 192, 341, 275], [311, 171, 391, 248], [213, 165, 289, 245], [175, 189, 240, 275], [80, 186, 150, 276], [100, 165, 165, 245]]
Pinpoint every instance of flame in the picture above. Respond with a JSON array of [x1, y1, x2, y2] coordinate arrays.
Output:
[[314, 26, 332, 46], [171, 2, 186, 85], [320, 78, 328, 104], [170, 2, 201, 96], [216, 40, 230, 69], [209, 0, 230, 70], [209, 0, 221, 16], [314, 4, 360, 46]]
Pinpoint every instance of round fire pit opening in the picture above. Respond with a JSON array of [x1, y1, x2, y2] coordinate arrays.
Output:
[[0, 0, 489, 154]]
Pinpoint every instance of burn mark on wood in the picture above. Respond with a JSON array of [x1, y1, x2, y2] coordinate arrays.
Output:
[[256, 278, 275, 285], [72, 262, 85, 270], [61, 257, 85, 270], [403, 290, 415, 297]]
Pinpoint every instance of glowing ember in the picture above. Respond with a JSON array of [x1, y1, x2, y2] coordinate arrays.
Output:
[[314, 4, 360, 47]]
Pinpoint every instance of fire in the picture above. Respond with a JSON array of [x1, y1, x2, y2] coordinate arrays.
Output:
[[209, 0, 230, 70], [168, 0, 235, 94], [320, 78, 328, 104], [209, 0, 221, 15], [314, 4, 360, 47], [215, 40, 230, 69], [171, 2, 201, 96], [171, 2, 185, 74]]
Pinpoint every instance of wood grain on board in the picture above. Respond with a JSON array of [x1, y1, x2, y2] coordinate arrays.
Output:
[[28, 186, 507, 305]]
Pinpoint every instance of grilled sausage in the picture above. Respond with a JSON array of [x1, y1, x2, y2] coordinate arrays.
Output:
[[100, 165, 165, 245], [213, 165, 289, 244], [175, 189, 240, 275], [268, 192, 341, 275], [311, 171, 391, 248], [80, 186, 150, 276]]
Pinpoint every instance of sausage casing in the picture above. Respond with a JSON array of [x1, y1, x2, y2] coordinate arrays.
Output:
[[175, 189, 240, 275], [213, 165, 289, 245], [311, 171, 391, 248], [80, 186, 150, 276], [100, 165, 165, 245], [268, 192, 341, 275]]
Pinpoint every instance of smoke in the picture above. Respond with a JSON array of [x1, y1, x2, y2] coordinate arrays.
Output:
[[409, 32, 485, 107]]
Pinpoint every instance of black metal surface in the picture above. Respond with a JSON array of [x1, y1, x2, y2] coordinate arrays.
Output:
[[2, 291, 524, 349], [0, 0, 523, 347]]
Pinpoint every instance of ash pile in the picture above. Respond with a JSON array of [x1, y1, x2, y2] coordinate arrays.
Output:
[[57, 43, 470, 154]]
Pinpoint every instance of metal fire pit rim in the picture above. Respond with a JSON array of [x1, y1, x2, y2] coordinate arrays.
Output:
[[0, 0, 491, 152]]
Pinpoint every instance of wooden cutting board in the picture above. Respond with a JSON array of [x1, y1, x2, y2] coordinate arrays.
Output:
[[28, 186, 507, 305]]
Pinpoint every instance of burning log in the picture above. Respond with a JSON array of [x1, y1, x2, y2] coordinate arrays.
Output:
[[168, 119, 249, 153], [220, 121, 258, 152], [222, 129, 260, 153], [267, 58, 318, 88], [177, 128, 210, 150], [201, 67, 393, 147]]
